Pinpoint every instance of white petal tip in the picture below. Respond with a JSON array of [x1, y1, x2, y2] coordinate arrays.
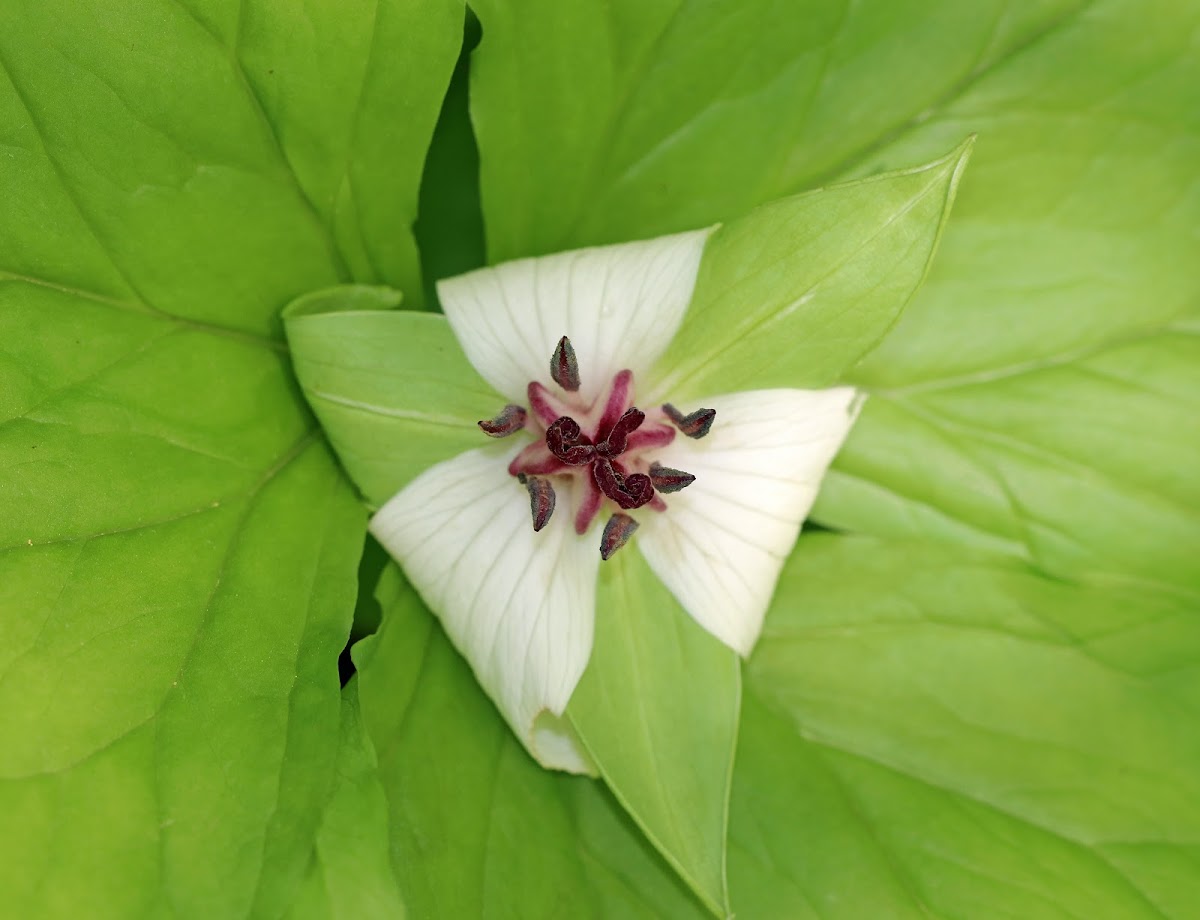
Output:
[[438, 228, 718, 403], [366, 450, 600, 777], [531, 710, 598, 776], [640, 387, 862, 664]]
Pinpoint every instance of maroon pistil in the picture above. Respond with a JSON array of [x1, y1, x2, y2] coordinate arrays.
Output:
[[546, 416, 595, 465], [663, 403, 716, 439], [592, 457, 654, 510], [550, 335, 581, 392], [596, 407, 645, 457], [648, 462, 695, 493], [478, 404, 527, 437], [523, 475, 556, 532], [600, 513, 639, 561], [488, 340, 719, 541]]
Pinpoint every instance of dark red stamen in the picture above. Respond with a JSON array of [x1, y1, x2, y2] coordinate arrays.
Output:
[[487, 343, 717, 538], [478, 404, 527, 437], [649, 463, 695, 493], [592, 457, 654, 510], [546, 416, 595, 465], [600, 513, 639, 560], [596, 407, 645, 457], [550, 335, 581, 392], [663, 403, 716, 439], [523, 475, 556, 532]]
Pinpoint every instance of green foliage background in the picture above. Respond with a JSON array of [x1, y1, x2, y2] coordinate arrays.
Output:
[[0, 1, 1196, 917]]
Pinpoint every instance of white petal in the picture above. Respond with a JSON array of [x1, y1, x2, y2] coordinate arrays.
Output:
[[638, 388, 862, 656], [437, 229, 714, 404], [369, 448, 600, 773]]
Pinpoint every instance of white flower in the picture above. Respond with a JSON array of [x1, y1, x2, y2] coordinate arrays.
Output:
[[369, 229, 860, 773]]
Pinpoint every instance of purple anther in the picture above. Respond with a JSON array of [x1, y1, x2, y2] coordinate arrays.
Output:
[[592, 457, 654, 510], [550, 335, 581, 392], [546, 415, 595, 465], [596, 407, 646, 457], [524, 476, 556, 532], [600, 513, 639, 561], [663, 403, 716, 439], [648, 463, 696, 494], [478, 404, 527, 437]]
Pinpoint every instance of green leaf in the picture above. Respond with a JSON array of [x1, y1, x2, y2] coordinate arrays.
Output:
[[651, 142, 971, 401], [0, 0, 459, 913], [284, 681, 406, 920], [0, 0, 340, 337], [357, 565, 713, 919], [817, 327, 1200, 594], [842, 0, 1200, 386], [178, 0, 464, 302], [0, 421, 365, 919], [468, 0, 1080, 259], [284, 299, 499, 506], [730, 534, 1200, 918], [567, 547, 740, 918]]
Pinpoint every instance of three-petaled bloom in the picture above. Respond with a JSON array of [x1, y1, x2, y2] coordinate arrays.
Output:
[[369, 229, 860, 773]]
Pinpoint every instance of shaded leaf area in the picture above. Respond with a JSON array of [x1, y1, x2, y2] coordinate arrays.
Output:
[[414, 8, 486, 311], [568, 547, 740, 917], [356, 566, 713, 920], [284, 682, 407, 920], [469, 0, 1082, 260], [0, 0, 461, 915], [730, 535, 1200, 919]]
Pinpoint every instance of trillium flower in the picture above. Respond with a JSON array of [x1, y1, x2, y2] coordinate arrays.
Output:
[[369, 228, 860, 773]]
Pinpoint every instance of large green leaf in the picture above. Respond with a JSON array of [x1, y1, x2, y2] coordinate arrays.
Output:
[[729, 534, 1200, 918], [567, 547, 740, 918], [469, 0, 1080, 260], [0, 0, 460, 914], [651, 142, 970, 400], [357, 565, 713, 920], [841, 0, 1200, 384], [470, 0, 1198, 371], [817, 327, 1200, 592], [462, 9, 1200, 913], [219, 0, 464, 300], [0, 418, 365, 919]]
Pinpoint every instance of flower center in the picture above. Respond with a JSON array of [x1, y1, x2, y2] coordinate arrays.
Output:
[[477, 336, 714, 559]]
